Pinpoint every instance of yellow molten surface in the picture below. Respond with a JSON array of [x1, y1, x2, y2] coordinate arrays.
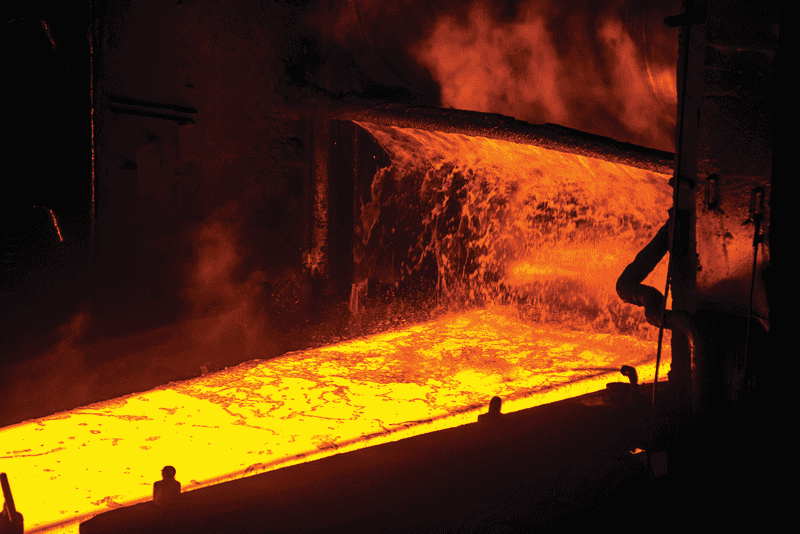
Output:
[[0, 307, 669, 533]]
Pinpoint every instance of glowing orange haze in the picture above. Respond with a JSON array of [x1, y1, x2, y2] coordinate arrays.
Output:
[[412, 1, 677, 151]]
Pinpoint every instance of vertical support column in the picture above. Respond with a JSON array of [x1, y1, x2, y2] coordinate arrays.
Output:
[[89, 0, 97, 263], [350, 121, 368, 323], [305, 116, 330, 281], [670, 0, 705, 397], [328, 120, 356, 299], [349, 121, 359, 305], [303, 119, 358, 304], [664, 0, 706, 483]]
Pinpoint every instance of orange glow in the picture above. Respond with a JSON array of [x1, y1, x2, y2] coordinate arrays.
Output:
[[1, 307, 670, 533], [32, 207, 64, 242], [354, 122, 672, 337], [411, 1, 677, 151], [414, 3, 568, 124], [48, 209, 63, 242]]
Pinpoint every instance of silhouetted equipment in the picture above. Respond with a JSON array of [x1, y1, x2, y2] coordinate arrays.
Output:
[[0, 474, 17, 522], [78, 387, 663, 534], [620, 366, 639, 386], [477, 396, 505, 427], [607, 366, 646, 405], [153, 466, 181, 508], [0, 473, 23, 534]]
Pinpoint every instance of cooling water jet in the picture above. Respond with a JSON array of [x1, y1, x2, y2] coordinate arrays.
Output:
[[352, 122, 672, 337]]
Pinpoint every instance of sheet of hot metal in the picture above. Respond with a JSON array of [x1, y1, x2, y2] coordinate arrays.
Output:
[[0, 306, 669, 533]]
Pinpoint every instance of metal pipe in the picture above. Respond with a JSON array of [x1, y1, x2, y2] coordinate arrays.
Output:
[[278, 84, 674, 176], [105, 93, 198, 124], [615, 216, 696, 346], [616, 219, 670, 328], [105, 93, 198, 114]]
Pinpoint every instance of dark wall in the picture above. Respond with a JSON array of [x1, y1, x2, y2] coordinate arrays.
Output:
[[3, 3, 92, 349]]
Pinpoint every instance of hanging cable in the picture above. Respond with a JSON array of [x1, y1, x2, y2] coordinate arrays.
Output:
[[742, 187, 764, 397], [649, 3, 702, 465]]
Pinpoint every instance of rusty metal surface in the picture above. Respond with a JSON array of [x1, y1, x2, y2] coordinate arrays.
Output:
[[694, 42, 773, 318]]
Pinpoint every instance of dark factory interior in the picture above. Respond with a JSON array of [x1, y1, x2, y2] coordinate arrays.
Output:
[[1, 0, 775, 532]]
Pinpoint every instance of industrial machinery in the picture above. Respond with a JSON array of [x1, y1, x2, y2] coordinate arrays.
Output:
[[1, 1, 773, 532]]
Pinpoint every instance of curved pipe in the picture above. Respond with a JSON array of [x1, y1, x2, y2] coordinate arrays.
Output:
[[615, 210, 695, 345]]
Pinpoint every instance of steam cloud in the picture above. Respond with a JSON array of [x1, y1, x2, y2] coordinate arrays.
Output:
[[2, 204, 279, 427], [411, 0, 678, 151], [308, 0, 679, 150]]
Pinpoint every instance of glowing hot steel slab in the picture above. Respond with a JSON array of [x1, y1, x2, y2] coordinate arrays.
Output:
[[0, 307, 669, 533]]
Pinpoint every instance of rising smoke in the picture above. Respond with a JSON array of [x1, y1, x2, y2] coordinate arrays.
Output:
[[309, 0, 680, 152], [1, 204, 282, 428], [411, 0, 679, 151]]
